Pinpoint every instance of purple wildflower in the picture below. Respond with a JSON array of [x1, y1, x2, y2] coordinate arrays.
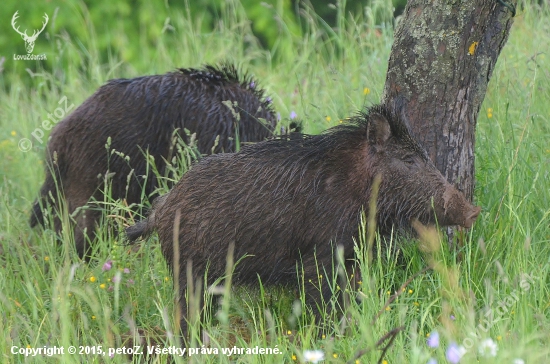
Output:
[[446, 343, 466, 364], [290, 111, 297, 120], [427, 331, 440, 348], [102, 260, 112, 272], [123, 268, 130, 274], [249, 81, 255, 89]]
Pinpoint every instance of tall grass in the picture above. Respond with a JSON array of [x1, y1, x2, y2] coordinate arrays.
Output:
[[0, 0, 549, 363]]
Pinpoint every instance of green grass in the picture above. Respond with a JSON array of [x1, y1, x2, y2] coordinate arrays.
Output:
[[1, 1, 549, 363]]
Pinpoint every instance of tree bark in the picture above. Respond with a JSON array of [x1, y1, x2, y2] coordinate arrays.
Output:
[[382, 0, 517, 203]]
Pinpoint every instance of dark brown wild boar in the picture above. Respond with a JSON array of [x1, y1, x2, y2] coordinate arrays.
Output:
[[126, 104, 480, 333], [30, 64, 277, 258]]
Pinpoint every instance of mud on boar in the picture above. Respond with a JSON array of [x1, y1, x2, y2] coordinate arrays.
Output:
[[126, 104, 480, 332], [30, 64, 277, 258]]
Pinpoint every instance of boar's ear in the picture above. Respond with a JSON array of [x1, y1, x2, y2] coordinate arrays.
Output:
[[367, 112, 392, 147]]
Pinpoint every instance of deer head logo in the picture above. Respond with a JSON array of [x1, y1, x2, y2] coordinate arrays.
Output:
[[11, 11, 49, 54]]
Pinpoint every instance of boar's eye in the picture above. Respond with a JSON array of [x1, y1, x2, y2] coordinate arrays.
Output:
[[403, 156, 416, 165]]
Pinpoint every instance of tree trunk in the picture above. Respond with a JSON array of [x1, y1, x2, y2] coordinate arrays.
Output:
[[382, 0, 517, 205]]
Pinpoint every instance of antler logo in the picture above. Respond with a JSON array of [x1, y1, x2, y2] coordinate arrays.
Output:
[[11, 11, 49, 54]]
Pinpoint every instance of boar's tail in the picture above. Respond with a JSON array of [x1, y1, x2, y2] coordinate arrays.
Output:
[[29, 199, 45, 228], [125, 194, 168, 243], [29, 170, 61, 228], [125, 220, 150, 243]]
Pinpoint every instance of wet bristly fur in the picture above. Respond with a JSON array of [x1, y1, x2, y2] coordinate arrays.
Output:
[[30, 64, 277, 257], [126, 104, 479, 332]]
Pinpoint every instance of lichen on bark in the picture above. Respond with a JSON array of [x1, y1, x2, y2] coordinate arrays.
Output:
[[382, 0, 516, 203]]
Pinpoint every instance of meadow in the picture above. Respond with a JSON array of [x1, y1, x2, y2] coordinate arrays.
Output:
[[0, 1, 549, 363]]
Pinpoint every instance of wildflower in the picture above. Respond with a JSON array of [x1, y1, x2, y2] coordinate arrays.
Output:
[[414, 302, 420, 307], [287, 330, 292, 335], [325, 116, 331, 122], [123, 268, 130, 274], [290, 111, 297, 120], [513, 359, 525, 364], [44, 256, 50, 262], [427, 358, 437, 364], [427, 331, 440, 348], [333, 353, 338, 358], [91, 315, 96, 320], [89, 276, 96, 283], [249, 81, 255, 89], [112, 276, 120, 283], [266, 96, 272, 104], [408, 289, 413, 294], [292, 354, 297, 361], [363, 87, 371, 96], [450, 315, 456, 321], [99, 284, 106, 289], [303, 350, 324, 363], [446, 343, 466, 364], [487, 108, 493, 118], [127, 279, 135, 285], [382, 360, 388, 364], [277, 112, 281, 121], [11, 131, 17, 136], [385, 306, 391, 311], [496, 335, 502, 341], [164, 276, 170, 282], [321, 334, 326, 339], [26, 345, 31, 349], [102, 260, 112, 272], [478, 338, 498, 357]]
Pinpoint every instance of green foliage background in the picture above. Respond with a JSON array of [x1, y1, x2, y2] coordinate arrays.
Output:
[[0, 0, 405, 82]]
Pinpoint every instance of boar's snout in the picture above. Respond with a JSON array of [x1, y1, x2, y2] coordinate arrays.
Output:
[[436, 183, 481, 228], [463, 205, 481, 228]]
